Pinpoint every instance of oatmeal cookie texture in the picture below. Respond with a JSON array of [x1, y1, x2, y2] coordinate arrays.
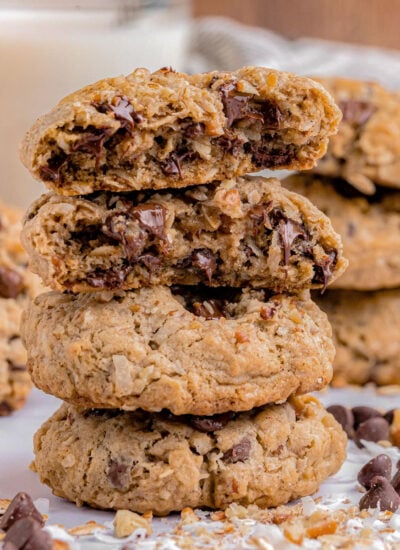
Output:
[[0, 202, 43, 415], [312, 77, 400, 195], [282, 173, 400, 290], [20, 66, 341, 195], [21, 286, 334, 415], [32, 395, 346, 515], [315, 289, 400, 387], [21, 176, 347, 293]]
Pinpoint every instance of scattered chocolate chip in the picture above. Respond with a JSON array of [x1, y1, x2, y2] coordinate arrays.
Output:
[[384, 409, 396, 425], [188, 412, 235, 432], [359, 476, 400, 512], [358, 454, 392, 489], [190, 249, 217, 284], [356, 417, 390, 445], [352, 406, 382, 429], [183, 120, 204, 139], [327, 405, 354, 438], [312, 250, 337, 292], [0, 492, 44, 531], [160, 148, 196, 178], [71, 128, 112, 168], [103, 212, 148, 260], [260, 100, 283, 129], [3, 517, 52, 550], [391, 468, 400, 493], [339, 100, 376, 126], [219, 82, 265, 128], [192, 299, 226, 320], [277, 217, 307, 265], [223, 437, 251, 463], [139, 254, 161, 273], [248, 202, 273, 235], [86, 265, 133, 289], [217, 133, 243, 158], [38, 152, 67, 183], [108, 458, 131, 491], [0, 266, 24, 299], [0, 401, 13, 416], [246, 143, 295, 168], [92, 96, 143, 135]]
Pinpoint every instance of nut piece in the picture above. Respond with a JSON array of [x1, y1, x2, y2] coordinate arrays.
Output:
[[113, 509, 152, 538]]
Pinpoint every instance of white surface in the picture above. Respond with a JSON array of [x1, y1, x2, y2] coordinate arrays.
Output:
[[1, 386, 400, 548]]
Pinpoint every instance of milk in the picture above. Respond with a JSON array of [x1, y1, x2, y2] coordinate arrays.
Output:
[[0, 3, 190, 207]]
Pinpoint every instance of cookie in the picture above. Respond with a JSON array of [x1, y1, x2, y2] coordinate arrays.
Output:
[[20, 66, 341, 195], [0, 203, 43, 415], [22, 176, 347, 293], [282, 173, 400, 290], [32, 395, 346, 515], [315, 289, 400, 387], [312, 77, 400, 195], [22, 286, 334, 416]]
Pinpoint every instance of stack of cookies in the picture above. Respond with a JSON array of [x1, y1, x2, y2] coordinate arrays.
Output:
[[20, 67, 347, 515], [283, 77, 400, 387]]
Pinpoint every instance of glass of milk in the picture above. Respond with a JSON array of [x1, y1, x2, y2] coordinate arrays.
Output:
[[0, 0, 191, 207]]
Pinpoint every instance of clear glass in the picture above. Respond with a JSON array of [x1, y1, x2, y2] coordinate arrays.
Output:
[[0, 0, 191, 207]]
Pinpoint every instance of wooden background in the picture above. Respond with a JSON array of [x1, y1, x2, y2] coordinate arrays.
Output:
[[193, 0, 400, 50]]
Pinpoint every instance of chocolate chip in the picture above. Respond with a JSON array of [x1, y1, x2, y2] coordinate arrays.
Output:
[[217, 133, 243, 158], [384, 409, 396, 425], [277, 218, 307, 265], [352, 406, 382, 429], [188, 412, 235, 432], [103, 212, 147, 260], [190, 249, 217, 284], [38, 152, 67, 183], [358, 454, 392, 489], [3, 517, 52, 550], [86, 264, 133, 289], [359, 476, 400, 512], [356, 417, 390, 445], [246, 143, 295, 168], [160, 148, 196, 178], [0, 267, 24, 299], [312, 250, 337, 292], [248, 202, 273, 235], [71, 128, 112, 168], [183, 121, 204, 139], [108, 458, 131, 491], [132, 204, 167, 240], [93, 96, 143, 134], [0, 492, 44, 531], [260, 100, 283, 129], [0, 401, 13, 416], [139, 254, 161, 273], [391, 468, 400, 493], [223, 437, 251, 463], [192, 299, 226, 320], [327, 405, 354, 438], [339, 100, 376, 126], [219, 82, 264, 128]]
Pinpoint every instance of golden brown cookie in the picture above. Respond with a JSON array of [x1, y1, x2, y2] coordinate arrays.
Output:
[[20, 66, 341, 195], [32, 396, 346, 515], [22, 286, 334, 415]]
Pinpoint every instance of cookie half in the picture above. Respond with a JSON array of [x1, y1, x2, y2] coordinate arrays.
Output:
[[22, 176, 347, 293], [282, 173, 400, 290], [20, 66, 341, 195], [312, 77, 400, 194], [0, 202, 43, 415], [22, 286, 334, 415], [32, 395, 346, 515], [316, 289, 400, 386]]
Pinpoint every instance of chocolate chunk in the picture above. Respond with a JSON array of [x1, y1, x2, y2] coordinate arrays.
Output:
[[87, 264, 133, 289], [223, 437, 251, 463], [108, 458, 131, 491], [260, 100, 283, 129], [190, 249, 217, 284], [38, 152, 67, 183], [277, 218, 307, 265], [183, 120, 204, 139], [0, 401, 12, 416], [391, 468, 400, 493], [132, 204, 167, 240], [356, 417, 390, 445], [248, 202, 274, 235], [160, 148, 196, 178], [245, 143, 295, 168], [339, 100, 376, 126], [359, 476, 400, 512], [192, 299, 226, 320], [358, 454, 392, 489], [352, 406, 382, 429], [92, 96, 143, 134], [219, 82, 264, 128], [0, 492, 44, 531], [71, 128, 112, 168], [189, 411, 235, 432], [327, 405, 354, 438], [384, 409, 396, 425], [260, 305, 277, 320], [217, 133, 243, 158], [3, 517, 52, 550], [103, 212, 148, 260], [313, 250, 337, 292], [139, 254, 161, 273], [0, 266, 24, 299]]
